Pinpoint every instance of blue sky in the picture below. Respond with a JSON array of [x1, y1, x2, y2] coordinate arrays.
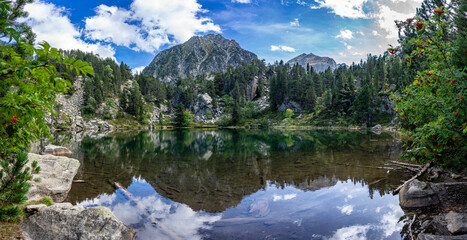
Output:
[[22, 0, 424, 72]]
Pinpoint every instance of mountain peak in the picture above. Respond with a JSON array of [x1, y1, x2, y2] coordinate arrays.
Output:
[[287, 53, 337, 72], [143, 34, 257, 83]]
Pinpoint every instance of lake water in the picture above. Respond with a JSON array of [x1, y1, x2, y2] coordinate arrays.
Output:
[[44, 129, 413, 239]]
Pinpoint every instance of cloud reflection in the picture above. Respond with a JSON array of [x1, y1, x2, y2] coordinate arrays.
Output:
[[79, 178, 221, 240]]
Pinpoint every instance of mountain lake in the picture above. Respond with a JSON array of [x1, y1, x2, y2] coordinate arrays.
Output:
[[33, 129, 415, 240]]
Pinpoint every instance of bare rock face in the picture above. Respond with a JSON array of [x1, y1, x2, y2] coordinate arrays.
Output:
[[40, 144, 73, 156], [446, 211, 467, 235], [143, 34, 258, 84], [286, 53, 337, 73], [21, 203, 136, 240], [399, 179, 440, 210], [27, 153, 80, 202]]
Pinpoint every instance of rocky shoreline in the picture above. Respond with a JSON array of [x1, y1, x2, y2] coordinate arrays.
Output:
[[397, 168, 467, 239], [21, 146, 135, 240]]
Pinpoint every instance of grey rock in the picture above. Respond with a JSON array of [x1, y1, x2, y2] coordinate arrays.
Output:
[[286, 53, 337, 73], [418, 233, 467, 240], [278, 100, 303, 113], [40, 144, 72, 157], [26, 153, 80, 202], [25, 204, 47, 214], [21, 203, 135, 240], [446, 211, 467, 235], [143, 34, 258, 84], [399, 179, 440, 210], [371, 125, 383, 131]]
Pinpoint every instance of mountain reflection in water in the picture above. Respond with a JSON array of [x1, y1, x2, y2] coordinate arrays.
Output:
[[35, 129, 410, 239]]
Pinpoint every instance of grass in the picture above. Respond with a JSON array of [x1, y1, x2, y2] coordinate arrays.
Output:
[[0, 221, 23, 239]]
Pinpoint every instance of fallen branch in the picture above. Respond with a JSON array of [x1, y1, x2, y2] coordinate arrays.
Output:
[[393, 162, 431, 195], [408, 214, 416, 240], [368, 178, 386, 186], [389, 161, 422, 168], [114, 182, 183, 240]]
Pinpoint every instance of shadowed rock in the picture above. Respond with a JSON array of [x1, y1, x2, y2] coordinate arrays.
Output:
[[21, 203, 135, 240], [399, 179, 439, 210]]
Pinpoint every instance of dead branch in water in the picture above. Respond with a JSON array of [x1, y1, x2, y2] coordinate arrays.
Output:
[[393, 163, 431, 195], [113, 182, 183, 240], [368, 178, 386, 186]]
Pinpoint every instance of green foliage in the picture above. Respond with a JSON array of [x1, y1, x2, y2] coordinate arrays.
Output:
[[175, 103, 193, 127], [390, 5, 466, 171], [284, 109, 294, 119], [0, 0, 93, 220]]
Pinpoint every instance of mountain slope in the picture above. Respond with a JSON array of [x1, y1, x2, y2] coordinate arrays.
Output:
[[143, 34, 258, 84], [286, 53, 337, 73]]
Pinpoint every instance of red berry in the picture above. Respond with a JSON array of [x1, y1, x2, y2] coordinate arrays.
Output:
[[427, 72, 431, 76], [455, 112, 459, 117], [419, 45, 424, 49], [11, 115, 17, 124], [416, 22, 423, 30], [432, 135, 436, 139], [460, 95, 464, 99], [417, 83, 420, 86], [398, 99, 401, 102], [390, 97, 394, 101], [451, 79, 456, 85], [407, 18, 413, 24]]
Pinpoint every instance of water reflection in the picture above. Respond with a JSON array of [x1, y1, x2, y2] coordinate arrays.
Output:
[[32, 129, 410, 239], [79, 178, 403, 240]]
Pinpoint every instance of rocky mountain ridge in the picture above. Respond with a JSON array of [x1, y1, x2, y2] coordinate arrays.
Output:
[[143, 34, 258, 84], [286, 53, 337, 73]]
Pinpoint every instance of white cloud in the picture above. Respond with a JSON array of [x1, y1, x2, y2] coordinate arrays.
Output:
[[314, 0, 369, 19], [347, 45, 352, 49], [335, 29, 354, 40], [22, 1, 116, 60], [271, 45, 296, 52], [290, 18, 300, 27], [374, 3, 418, 40], [273, 193, 297, 201], [372, 30, 379, 36], [232, 0, 252, 3], [85, 0, 221, 53], [329, 225, 371, 240], [132, 66, 146, 75], [337, 204, 354, 215]]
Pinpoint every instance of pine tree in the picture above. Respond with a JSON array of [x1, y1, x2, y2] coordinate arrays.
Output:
[[175, 103, 185, 127], [453, 0, 467, 69]]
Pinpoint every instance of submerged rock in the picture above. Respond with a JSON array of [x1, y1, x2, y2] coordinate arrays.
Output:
[[399, 179, 440, 210], [21, 203, 135, 240], [40, 144, 72, 156], [27, 153, 80, 202]]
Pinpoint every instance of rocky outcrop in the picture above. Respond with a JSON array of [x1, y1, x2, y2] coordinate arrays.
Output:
[[39, 145, 72, 157], [192, 93, 223, 123], [278, 100, 303, 113], [143, 34, 258, 84], [286, 53, 337, 73], [27, 153, 80, 202], [399, 179, 439, 210], [21, 203, 135, 240]]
